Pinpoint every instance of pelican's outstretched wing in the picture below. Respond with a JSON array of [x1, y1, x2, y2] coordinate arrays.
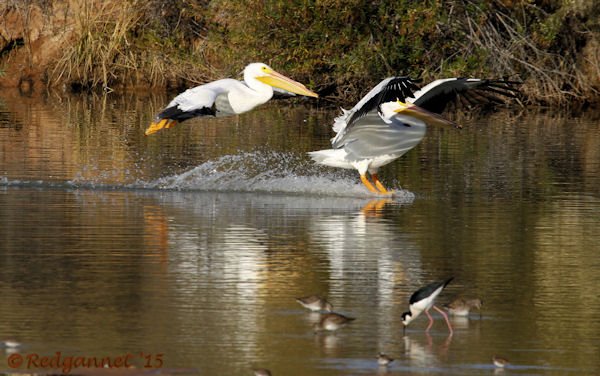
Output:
[[158, 79, 243, 121], [408, 78, 521, 114], [332, 77, 419, 147], [335, 112, 428, 159]]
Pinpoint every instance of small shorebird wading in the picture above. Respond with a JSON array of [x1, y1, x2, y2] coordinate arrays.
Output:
[[295, 295, 333, 312], [492, 355, 509, 368], [313, 313, 356, 332], [401, 277, 454, 335], [377, 352, 394, 366], [253, 368, 272, 376], [0, 339, 21, 348], [444, 297, 483, 317]]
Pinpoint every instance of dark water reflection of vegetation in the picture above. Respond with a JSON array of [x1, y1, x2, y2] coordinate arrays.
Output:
[[0, 92, 599, 376]]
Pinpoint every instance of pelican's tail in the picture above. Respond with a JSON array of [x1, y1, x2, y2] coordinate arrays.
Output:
[[308, 149, 353, 169], [145, 118, 178, 136]]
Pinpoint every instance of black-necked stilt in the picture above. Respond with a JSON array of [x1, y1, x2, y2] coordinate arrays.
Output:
[[401, 277, 454, 335], [296, 295, 333, 312], [492, 355, 509, 368], [253, 368, 272, 376], [313, 312, 356, 332], [444, 297, 483, 317], [377, 352, 394, 366]]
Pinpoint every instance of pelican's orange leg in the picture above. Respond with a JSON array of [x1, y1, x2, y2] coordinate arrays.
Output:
[[360, 174, 379, 194], [370, 173, 390, 194]]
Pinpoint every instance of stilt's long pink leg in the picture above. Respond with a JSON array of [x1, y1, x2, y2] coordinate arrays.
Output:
[[425, 309, 434, 332], [433, 305, 454, 336]]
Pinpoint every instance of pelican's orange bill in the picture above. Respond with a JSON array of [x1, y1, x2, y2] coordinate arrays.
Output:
[[394, 102, 461, 129], [256, 68, 318, 98]]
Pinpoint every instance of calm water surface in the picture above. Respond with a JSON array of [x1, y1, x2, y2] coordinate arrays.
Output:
[[1, 92, 599, 375]]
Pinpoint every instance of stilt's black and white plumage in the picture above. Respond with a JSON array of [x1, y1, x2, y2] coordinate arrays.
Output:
[[308, 77, 520, 194], [145, 63, 318, 135], [401, 277, 454, 335]]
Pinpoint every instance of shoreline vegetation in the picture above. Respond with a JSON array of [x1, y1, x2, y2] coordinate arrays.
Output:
[[1, 0, 599, 108]]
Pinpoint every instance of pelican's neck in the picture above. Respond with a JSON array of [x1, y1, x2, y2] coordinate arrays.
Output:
[[227, 74, 273, 114], [244, 72, 274, 101], [379, 102, 399, 122]]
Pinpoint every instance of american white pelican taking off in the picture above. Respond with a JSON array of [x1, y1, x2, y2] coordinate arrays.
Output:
[[145, 63, 318, 135], [308, 76, 520, 194]]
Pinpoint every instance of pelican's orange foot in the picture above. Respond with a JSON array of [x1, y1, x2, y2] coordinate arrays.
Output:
[[145, 119, 177, 136], [371, 173, 393, 195]]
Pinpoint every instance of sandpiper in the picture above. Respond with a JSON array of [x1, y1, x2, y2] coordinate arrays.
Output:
[[0, 339, 21, 348], [377, 352, 394, 366], [401, 278, 454, 335], [444, 297, 483, 316], [492, 355, 509, 368], [296, 295, 333, 312], [253, 368, 272, 376], [314, 312, 356, 332]]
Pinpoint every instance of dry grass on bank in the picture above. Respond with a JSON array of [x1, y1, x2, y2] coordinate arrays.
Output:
[[1, 0, 599, 106]]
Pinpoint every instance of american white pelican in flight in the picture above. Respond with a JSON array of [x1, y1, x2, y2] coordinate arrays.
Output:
[[145, 63, 318, 135], [309, 77, 519, 194]]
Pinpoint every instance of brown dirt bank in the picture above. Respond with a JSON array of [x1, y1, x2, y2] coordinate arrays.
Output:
[[1, 0, 599, 107]]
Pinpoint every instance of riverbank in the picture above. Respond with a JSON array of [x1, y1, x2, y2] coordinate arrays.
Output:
[[1, 0, 598, 107]]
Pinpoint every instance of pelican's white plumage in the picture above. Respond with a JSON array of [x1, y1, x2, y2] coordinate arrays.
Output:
[[145, 63, 318, 135], [309, 76, 519, 194]]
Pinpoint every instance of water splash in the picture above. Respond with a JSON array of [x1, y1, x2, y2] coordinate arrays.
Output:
[[1, 150, 415, 199], [145, 150, 413, 198]]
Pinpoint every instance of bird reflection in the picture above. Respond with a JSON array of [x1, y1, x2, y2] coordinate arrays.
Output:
[[302, 311, 324, 327], [448, 315, 471, 331], [314, 331, 341, 357], [361, 198, 393, 217], [142, 204, 170, 265], [140, 191, 423, 367], [402, 333, 452, 369], [310, 197, 421, 347]]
